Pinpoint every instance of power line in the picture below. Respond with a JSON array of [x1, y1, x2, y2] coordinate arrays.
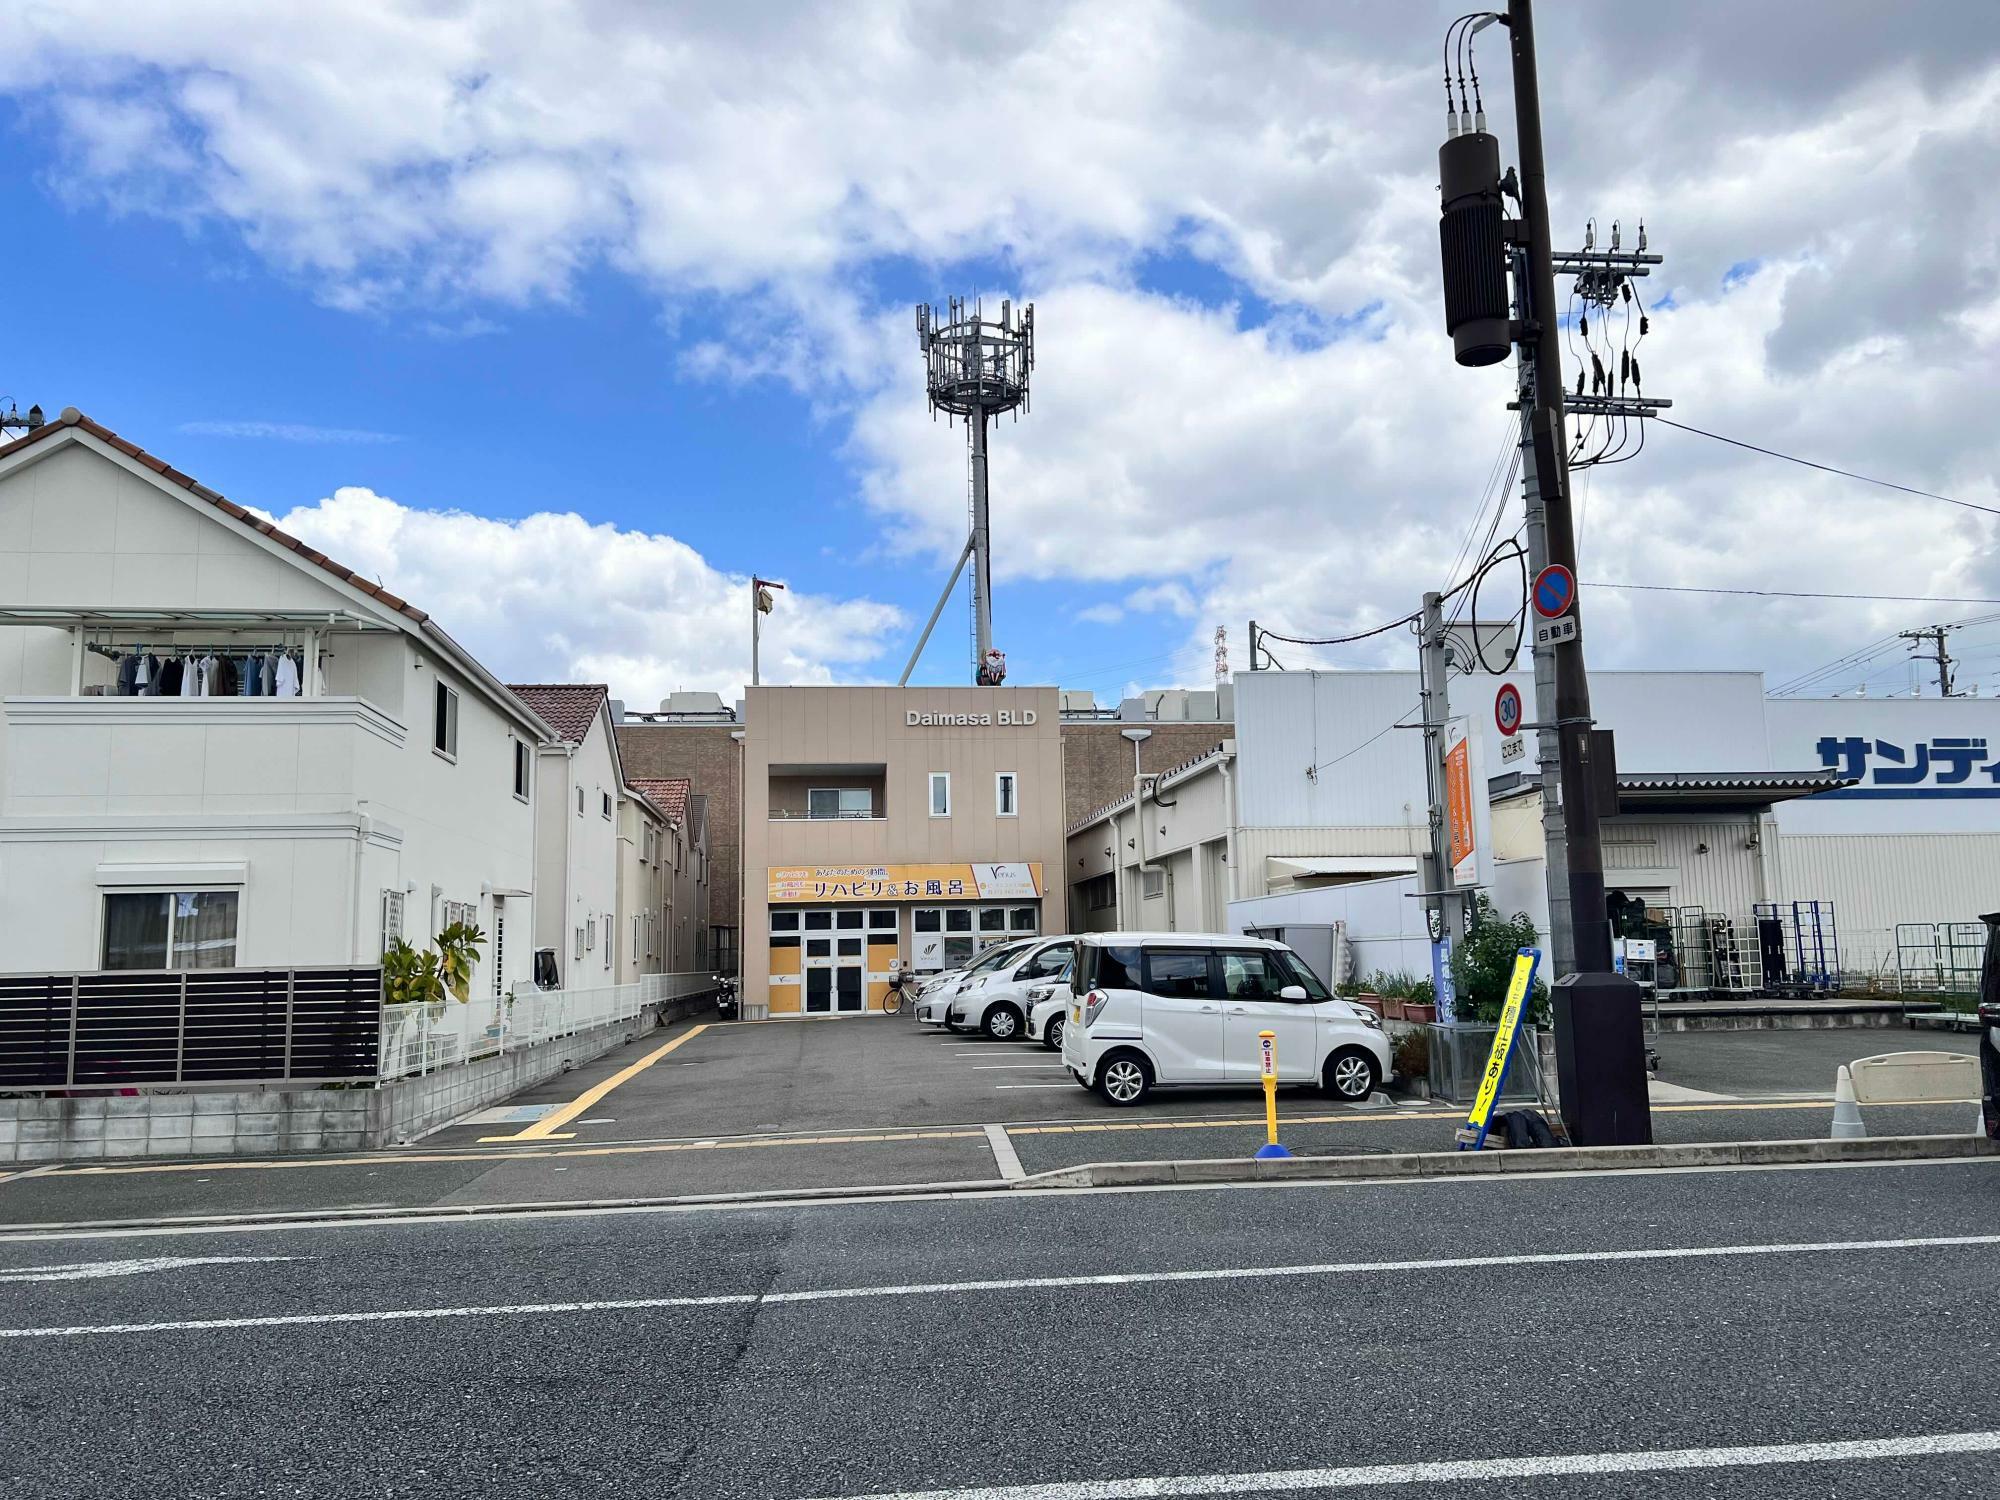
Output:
[[1586, 582, 2000, 605], [1655, 418, 2000, 521]]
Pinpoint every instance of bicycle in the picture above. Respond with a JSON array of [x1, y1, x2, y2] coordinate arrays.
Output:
[[881, 975, 908, 1015]]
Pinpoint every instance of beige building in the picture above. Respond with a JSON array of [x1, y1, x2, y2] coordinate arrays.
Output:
[[742, 685, 1063, 1018]]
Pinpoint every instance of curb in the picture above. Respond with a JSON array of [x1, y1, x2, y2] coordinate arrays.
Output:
[[1011, 1133, 2000, 1190]]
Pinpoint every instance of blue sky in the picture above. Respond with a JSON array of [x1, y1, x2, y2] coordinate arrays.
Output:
[[4, 4, 1997, 707]]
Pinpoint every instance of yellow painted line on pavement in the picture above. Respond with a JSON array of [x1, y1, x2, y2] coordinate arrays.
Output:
[[51, 1127, 991, 1177], [29, 1097, 1882, 1181], [479, 1024, 710, 1142]]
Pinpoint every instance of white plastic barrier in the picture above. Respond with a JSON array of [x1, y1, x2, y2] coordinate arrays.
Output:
[[1846, 1051, 1982, 1105]]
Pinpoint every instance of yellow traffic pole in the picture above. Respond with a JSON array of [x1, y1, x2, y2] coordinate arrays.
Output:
[[1254, 1029, 1292, 1159]]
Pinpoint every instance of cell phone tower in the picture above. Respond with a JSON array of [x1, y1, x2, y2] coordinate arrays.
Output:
[[913, 296, 1035, 686]]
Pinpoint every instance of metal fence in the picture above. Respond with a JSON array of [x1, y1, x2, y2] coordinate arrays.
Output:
[[0, 967, 381, 1090], [1893, 922, 1987, 998], [1617, 900, 1842, 1000], [377, 970, 717, 1081]]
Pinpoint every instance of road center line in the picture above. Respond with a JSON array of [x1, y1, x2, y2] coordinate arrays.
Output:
[[6, 1231, 1997, 1340], [793, 1430, 2000, 1500]]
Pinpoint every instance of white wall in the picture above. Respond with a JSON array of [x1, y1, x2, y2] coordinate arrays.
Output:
[[530, 704, 623, 988], [0, 432, 539, 988], [1767, 696, 2000, 835]]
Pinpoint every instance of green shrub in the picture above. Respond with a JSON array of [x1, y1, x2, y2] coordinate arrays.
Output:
[[1449, 894, 1551, 1026]]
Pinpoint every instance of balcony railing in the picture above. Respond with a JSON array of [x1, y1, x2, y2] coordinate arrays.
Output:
[[769, 808, 884, 821]]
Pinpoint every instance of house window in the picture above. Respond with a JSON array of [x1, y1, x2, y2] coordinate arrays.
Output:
[[513, 741, 531, 801], [929, 772, 951, 818], [995, 772, 1018, 817], [604, 912, 614, 970], [602, 790, 612, 819], [576, 785, 585, 817], [808, 788, 874, 820], [1141, 867, 1165, 901], [103, 891, 240, 971], [380, 888, 406, 946], [433, 682, 459, 760]]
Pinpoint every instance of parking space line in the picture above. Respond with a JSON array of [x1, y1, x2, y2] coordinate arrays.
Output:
[[970, 1065, 1068, 1070], [479, 1025, 709, 1142], [983, 1124, 1026, 1182]]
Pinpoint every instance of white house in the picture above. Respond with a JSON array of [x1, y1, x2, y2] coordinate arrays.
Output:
[[506, 683, 628, 990], [0, 408, 555, 993]]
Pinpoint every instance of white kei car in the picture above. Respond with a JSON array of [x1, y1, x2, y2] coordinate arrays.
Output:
[[1024, 964, 1075, 1050], [1060, 931, 1390, 1106], [944, 936, 1076, 1041]]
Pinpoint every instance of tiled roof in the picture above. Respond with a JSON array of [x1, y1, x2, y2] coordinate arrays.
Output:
[[506, 684, 609, 745], [0, 407, 428, 623], [628, 776, 691, 825]]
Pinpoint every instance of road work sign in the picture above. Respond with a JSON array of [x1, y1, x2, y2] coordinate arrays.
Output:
[[1456, 947, 1542, 1151]]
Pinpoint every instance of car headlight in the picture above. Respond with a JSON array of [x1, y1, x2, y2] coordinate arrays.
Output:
[[1358, 1011, 1383, 1030]]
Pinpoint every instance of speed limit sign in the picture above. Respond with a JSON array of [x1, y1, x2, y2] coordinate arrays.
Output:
[[1495, 682, 1524, 737]]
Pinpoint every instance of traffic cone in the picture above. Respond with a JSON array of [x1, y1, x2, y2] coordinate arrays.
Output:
[[1830, 1065, 1866, 1140]]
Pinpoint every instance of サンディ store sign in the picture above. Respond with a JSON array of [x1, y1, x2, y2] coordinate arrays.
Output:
[[768, 863, 1043, 903]]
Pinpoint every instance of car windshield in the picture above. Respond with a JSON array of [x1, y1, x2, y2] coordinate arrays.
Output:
[[1275, 948, 1333, 1000], [965, 941, 1030, 977]]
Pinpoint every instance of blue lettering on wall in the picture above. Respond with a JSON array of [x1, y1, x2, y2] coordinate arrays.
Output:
[[1814, 734, 2000, 798]]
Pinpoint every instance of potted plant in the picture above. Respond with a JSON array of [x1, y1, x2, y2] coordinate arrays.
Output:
[[382, 939, 446, 1014], [1392, 1026, 1431, 1098], [1448, 894, 1552, 1027], [435, 920, 488, 1004], [1403, 976, 1439, 1025]]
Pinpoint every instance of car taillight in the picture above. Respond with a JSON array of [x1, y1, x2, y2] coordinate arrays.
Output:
[[1083, 989, 1110, 1027]]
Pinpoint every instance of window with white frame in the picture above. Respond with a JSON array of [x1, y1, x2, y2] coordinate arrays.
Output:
[[929, 772, 951, 818], [995, 772, 1018, 817], [1141, 867, 1165, 900], [433, 682, 459, 760], [103, 890, 240, 970], [604, 912, 614, 969], [380, 888, 406, 947], [808, 787, 874, 820], [576, 785, 585, 816], [602, 790, 612, 819], [574, 925, 586, 961], [513, 740, 531, 801]]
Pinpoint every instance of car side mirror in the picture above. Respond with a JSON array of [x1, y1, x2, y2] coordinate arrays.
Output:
[[1279, 984, 1309, 1002]]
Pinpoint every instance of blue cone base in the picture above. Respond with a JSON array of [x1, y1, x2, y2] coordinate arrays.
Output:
[[1254, 1143, 1294, 1159]]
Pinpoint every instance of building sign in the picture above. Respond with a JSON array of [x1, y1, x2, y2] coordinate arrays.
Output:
[[1814, 734, 2000, 799], [1444, 719, 1476, 884], [768, 862, 1043, 903], [906, 709, 1038, 727]]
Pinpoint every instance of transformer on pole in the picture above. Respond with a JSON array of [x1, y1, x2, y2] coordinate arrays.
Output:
[[915, 296, 1035, 686]]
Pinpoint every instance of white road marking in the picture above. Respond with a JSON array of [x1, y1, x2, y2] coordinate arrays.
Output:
[[0, 1255, 298, 1284], [794, 1431, 2000, 1499], [970, 1065, 1068, 1070], [11, 1155, 1998, 1245], [1648, 1080, 1738, 1104], [983, 1124, 1026, 1183], [5, 1231, 1998, 1338], [993, 1084, 1078, 1090]]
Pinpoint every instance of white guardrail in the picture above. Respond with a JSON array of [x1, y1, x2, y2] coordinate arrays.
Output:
[[378, 971, 716, 1081]]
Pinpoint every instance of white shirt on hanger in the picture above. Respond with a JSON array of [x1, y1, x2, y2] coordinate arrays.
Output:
[[179, 655, 199, 697], [274, 653, 301, 698]]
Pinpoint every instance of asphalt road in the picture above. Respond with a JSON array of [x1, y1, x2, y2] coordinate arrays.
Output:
[[4, 1017, 1984, 1227], [3, 1160, 1999, 1497]]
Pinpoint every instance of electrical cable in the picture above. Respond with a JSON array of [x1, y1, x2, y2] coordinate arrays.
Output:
[[1655, 418, 2000, 521], [1585, 583, 2000, 605]]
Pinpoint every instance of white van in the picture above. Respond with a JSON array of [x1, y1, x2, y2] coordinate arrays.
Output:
[[945, 936, 1076, 1040], [1060, 931, 1391, 1106]]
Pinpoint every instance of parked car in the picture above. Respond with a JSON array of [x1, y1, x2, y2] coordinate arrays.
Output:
[[1060, 931, 1390, 1107], [913, 938, 1037, 1028], [1025, 963, 1074, 1050], [946, 936, 1076, 1040]]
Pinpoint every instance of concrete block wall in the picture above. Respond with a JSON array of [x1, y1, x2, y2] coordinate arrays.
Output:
[[0, 990, 717, 1165]]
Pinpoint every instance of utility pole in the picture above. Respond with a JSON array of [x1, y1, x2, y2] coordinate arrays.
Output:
[[1417, 592, 1463, 1022], [750, 577, 782, 688], [1437, 0, 1651, 1144], [1900, 625, 1958, 697]]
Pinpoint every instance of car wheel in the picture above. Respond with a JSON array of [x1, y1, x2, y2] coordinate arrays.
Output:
[[1042, 1014, 1066, 1051], [1324, 1047, 1380, 1102], [1096, 1050, 1151, 1106], [982, 1004, 1023, 1041]]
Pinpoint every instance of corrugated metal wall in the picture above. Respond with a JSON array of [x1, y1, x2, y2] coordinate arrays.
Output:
[[1601, 816, 1768, 918], [1777, 832, 2000, 974]]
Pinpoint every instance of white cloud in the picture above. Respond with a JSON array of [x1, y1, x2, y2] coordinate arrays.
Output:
[[261, 488, 903, 705], [182, 421, 402, 444], [1074, 603, 1124, 626], [9, 3, 2000, 695]]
